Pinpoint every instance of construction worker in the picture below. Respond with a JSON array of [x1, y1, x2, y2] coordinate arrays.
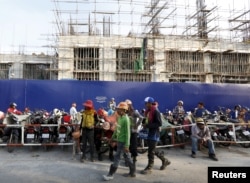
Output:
[[141, 97, 171, 175], [103, 102, 135, 181]]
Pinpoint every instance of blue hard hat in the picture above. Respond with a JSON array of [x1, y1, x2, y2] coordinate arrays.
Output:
[[144, 97, 155, 103]]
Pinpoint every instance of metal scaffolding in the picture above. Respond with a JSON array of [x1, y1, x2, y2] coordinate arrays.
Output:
[[1, 0, 249, 83], [50, 0, 250, 83]]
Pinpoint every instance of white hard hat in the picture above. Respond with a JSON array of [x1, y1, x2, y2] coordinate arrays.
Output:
[[178, 100, 184, 105], [53, 108, 61, 116], [125, 99, 132, 105]]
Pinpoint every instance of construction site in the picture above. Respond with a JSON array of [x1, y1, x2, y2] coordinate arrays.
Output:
[[0, 0, 250, 83]]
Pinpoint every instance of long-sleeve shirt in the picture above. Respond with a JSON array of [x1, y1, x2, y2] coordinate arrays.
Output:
[[144, 106, 162, 141], [191, 124, 211, 141], [128, 109, 144, 133], [112, 114, 131, 148]]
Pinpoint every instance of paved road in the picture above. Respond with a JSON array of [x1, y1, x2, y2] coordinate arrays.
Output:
[[0, 144, 249, 183]]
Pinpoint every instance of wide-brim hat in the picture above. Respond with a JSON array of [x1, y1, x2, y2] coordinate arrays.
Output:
[[196, 118, 205, 124], [83, 100, 94, 108], [116, 102, 128, 111]]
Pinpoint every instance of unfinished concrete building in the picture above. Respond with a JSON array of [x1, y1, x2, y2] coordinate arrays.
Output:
[[0, 53, 55, 80], [2, 0, 248, 83], [52, 0, 250, 84]]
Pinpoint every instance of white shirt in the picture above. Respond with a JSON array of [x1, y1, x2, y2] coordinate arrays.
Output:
[[70, 106, 78, 121]]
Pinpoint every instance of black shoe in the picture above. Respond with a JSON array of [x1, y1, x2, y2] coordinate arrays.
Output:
[[209, 154, 218, 161]]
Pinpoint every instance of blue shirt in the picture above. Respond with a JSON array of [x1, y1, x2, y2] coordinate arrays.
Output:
[[194, 107, 209, 118]]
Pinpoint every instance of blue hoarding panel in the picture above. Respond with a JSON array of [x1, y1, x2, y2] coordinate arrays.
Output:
[[0, 80, 26, 113], [0, 80, 249, 114]]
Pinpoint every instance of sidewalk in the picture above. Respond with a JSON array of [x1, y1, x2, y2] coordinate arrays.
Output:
[[0, 144, 249, 183]]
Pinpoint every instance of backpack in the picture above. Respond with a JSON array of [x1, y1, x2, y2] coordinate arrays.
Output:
[[82, 110, 95, 128]]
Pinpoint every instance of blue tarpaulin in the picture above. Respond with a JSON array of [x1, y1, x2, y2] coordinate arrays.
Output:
[[0, 80, 249, 114]]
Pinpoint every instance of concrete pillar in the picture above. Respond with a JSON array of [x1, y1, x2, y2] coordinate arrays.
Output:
[[152, 38, 166, 82], [102, 47, 116, 81], [58, 47, 74, 79], [204, 52, 213, 83]]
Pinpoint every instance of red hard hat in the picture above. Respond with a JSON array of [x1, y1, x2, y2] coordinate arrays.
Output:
[[83, 100, 94, 108]]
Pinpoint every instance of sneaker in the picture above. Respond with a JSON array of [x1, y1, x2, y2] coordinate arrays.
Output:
[[191, 153, 196, 158], [209, 154, 218, 161], [160, 159, 171, 170], [103, 174, 114, 181]]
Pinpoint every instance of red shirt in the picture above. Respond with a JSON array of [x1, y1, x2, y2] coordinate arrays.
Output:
[[7, 107, 22, 115]]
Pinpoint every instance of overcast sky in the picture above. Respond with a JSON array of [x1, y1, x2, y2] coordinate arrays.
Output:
[[0, 0, 53, 54], [0, 0, 249, 55]]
